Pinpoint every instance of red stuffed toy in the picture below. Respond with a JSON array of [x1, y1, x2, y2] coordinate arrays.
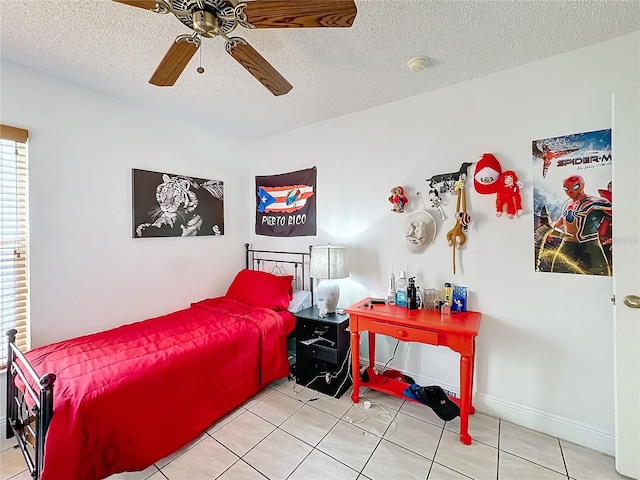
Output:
[[389, 186, 408, 213], [496, 170, 523, 219]]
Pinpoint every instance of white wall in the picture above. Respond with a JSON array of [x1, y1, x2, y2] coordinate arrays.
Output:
[[1, 32, 637, 455], [0, 61, 250, 348], [248, 32, 640, 454]]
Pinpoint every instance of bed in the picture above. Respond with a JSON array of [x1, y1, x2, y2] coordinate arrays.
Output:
[[5, 244, 311, 480]]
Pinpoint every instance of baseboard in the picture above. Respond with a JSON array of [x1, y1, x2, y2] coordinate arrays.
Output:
[[0, 418, 6, 448], [374, 363, 615, 456], [472, 391, 615, 456]]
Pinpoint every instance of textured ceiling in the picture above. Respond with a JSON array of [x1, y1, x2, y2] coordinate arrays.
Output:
[[1, 0, 639, 140]]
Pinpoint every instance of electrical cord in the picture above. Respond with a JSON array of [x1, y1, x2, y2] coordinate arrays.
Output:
[[379, 339, 400, 375], [327, 345, 352, 396], [341, 343, 399, 434], [369, 399, 397, 435], [292, 345, 353, 403], [292, 375, 322, 403], [294, 333, 400, 434], [345, 396, 397, 434]]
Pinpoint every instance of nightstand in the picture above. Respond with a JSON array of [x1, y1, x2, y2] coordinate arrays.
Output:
[[295, 306, 352, 398]]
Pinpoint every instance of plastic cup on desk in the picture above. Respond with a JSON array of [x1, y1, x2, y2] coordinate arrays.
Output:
[[424, 289, 437, 310]]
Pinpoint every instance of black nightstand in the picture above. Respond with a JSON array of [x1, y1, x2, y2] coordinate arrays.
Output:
[[295, 306, 351, 398]]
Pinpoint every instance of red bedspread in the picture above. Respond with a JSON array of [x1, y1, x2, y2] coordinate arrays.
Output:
[[17, 297, 293, 480]]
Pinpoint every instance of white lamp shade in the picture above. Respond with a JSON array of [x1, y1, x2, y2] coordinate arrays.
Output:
[[310, 246, 349, 279], [310, 245, 349, 314]]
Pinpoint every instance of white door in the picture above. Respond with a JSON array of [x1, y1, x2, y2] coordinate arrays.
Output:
[[612, 88, 640, 479]]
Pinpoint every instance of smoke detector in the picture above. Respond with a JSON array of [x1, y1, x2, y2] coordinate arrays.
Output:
[[407, 56, 429, 72]]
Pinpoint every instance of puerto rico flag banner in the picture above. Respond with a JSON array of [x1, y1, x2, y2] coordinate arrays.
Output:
[[256, 167, 317, 237]]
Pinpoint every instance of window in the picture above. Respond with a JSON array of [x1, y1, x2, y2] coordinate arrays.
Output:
[[1, 124, 29, 368]]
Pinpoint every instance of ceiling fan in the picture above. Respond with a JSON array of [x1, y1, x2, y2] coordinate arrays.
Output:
[[112, 0, 358, 96]]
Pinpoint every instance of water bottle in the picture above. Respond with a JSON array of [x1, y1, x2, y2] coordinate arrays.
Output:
[[416, 286, 423, 310], [318, 298, 327, 317], [396, 270, 408, 307]]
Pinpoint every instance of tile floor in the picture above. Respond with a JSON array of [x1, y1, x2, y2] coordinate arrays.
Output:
[[1, 378, 629, 480]]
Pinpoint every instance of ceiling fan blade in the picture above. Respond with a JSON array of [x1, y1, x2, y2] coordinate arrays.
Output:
[[227, 38, 292, 96], [149, 36, 200, 86], [111, 0, 160, 10], [240, 0, 357, 28]]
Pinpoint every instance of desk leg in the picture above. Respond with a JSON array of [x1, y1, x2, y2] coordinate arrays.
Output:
[[459, 355, 473, 445], [368, 332, 376, 371], [351, 331, 361, 403], [469, 340, 476, 415]]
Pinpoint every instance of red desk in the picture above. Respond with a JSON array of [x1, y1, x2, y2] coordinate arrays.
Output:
[[345, 299, 481, 445]]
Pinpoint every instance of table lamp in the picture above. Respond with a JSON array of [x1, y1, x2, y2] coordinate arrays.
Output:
[[310, 245, 349, 314]]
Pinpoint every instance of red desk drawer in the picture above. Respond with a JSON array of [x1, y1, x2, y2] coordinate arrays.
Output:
[[370, 320, 439, 344]]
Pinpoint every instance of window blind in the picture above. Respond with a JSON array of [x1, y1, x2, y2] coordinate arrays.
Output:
[[1, 124, 29, 368]]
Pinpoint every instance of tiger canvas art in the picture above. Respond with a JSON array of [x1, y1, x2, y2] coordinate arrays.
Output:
[[132, 169, 224, 238]]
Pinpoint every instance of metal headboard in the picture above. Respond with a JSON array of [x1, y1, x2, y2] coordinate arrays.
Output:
[[245, 243, 312, 301]]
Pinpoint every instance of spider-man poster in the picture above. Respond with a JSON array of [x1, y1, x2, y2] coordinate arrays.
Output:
[[255, 167, 317, 237], [532, 129, 612, 275]]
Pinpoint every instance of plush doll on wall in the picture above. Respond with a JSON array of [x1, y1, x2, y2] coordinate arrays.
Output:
[[428, 188, 446, 219], [389, 186, 408, 213], [473, 153, 502, 195], [446, 170, 470, 274], [496, 170, 523, 219]]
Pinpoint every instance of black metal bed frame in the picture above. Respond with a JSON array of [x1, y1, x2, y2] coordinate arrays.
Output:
[[6, 328, 55, 479], [4, 244, 311, 479], [245, 243, 313, 304]]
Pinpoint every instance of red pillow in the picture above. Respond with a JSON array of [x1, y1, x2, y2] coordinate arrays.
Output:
[[226, 269, 294, 311]]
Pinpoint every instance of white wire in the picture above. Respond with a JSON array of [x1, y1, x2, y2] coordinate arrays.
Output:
[[416, 191, 429, 210], [294, 331, 402, 433], [345, 397, 398, 434], [292, 375, 322, 403], [346, 401, 369, 424], [292, 344, 353, 403], [341, 343, 400, 433], [380, 340, 400, 375]]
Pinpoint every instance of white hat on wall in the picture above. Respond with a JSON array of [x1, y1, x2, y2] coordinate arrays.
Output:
[[404, 210, 436, 254]]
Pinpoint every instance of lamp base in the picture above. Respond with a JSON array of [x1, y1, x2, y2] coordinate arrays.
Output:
[[317, 279, 340, 314]]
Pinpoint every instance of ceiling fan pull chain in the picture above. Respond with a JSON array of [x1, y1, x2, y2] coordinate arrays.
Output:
[[197, 42, 204, 74]]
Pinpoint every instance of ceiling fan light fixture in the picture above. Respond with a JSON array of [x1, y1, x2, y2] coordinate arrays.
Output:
[[407, 56, 428, 72], [193, 10, 219, 37]]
